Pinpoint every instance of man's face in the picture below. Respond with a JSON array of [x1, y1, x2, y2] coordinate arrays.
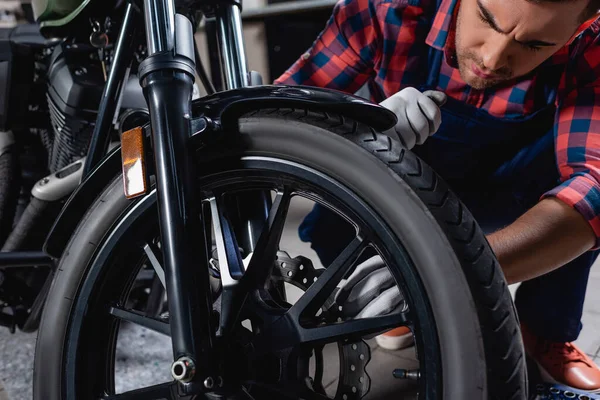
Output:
[[455, 0, 589, 89]]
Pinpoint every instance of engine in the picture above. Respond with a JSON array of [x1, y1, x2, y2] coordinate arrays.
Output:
[[45, 42, 147, 172]]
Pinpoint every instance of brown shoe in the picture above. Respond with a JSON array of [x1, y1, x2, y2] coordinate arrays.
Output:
[[522, 324, 600, 393], [375, 326, 414, 350]]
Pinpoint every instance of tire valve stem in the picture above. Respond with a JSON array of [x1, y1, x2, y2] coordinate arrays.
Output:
[[393, 368, 420, 380]]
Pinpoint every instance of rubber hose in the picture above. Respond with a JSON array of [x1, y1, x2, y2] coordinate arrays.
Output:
[[0, 150, 19, 247], [2, 196, 51, 252]]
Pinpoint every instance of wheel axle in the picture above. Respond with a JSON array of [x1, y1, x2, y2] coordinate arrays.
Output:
[[171, 357, 196, 383]]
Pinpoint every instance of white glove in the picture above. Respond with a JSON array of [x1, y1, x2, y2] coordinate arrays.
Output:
[[334, 256, 404, 319], [379, 87, 446, 150]]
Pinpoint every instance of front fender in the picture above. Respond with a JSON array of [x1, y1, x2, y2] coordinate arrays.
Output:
[[43, 145, 123, 258], [44, 85, 396, 258], [194, 85, 397, 131]]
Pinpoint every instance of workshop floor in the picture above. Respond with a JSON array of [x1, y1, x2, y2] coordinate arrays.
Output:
[[1, 197, 599, 399]]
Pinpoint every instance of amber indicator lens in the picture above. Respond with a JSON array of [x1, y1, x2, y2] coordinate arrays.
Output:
[[121, 126, 148, 199]]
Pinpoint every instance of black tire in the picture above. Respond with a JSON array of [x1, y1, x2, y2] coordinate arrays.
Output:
[[34, 108, 527, 400]]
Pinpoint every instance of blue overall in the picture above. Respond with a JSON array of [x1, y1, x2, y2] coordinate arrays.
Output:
[[299, 40, 599, 343]]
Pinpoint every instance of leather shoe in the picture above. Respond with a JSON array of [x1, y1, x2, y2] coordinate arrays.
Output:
[[522, 324, 600, 393]]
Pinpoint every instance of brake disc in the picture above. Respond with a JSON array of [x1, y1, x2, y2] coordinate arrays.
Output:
[[335, 339, 372, 399], [272, 251, 323, 291], [274, 251, 372, 399]]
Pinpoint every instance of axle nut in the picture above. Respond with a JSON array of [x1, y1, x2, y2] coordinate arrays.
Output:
[[203, 376, 214, 389], [171, 357, 196, 383]]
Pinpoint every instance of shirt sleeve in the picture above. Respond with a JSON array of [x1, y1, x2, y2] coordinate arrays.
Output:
[[541, 40, 600, 248], [273, 0, 427, 95]]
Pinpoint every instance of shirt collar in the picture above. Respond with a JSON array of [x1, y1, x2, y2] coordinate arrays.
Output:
[[425, 0, 460, 67], [425, 0, 459, 50]]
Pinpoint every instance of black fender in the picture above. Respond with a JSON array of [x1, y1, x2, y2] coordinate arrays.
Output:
[[44, 85, 397, 258], [43, 145, 124, 258], [195, 85, 397, 132]]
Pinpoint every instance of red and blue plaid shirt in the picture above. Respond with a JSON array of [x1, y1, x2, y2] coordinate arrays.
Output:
[[275, 0, 600, 246]]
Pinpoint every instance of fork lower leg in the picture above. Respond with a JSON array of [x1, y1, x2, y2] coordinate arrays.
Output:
[[140, 1, 215, 390]]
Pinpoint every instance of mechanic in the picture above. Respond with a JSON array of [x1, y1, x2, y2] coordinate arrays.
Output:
[[275, 0, 600, 392]]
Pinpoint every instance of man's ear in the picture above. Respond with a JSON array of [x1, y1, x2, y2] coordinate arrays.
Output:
[[567, 13, 600, 44]]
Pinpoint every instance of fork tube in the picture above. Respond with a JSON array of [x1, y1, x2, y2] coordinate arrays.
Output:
[[140, 0, 214, 386], [214, 2, 271, 255], [215, 4, 249, 89], [143, 0, 175, 53], [204, 18, 223, 92]]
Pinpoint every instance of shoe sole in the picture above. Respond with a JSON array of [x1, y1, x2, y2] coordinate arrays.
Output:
[[375, 333, 414, 351], [534, 360, 600, 395]]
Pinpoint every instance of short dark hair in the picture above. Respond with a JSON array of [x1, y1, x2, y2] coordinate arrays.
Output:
[[583, 0, 600, 21], [532, 0, 600, 23], [580, 0, 599, 22]]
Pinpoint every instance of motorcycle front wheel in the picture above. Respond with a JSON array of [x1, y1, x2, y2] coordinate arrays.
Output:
[[34, 108, 527, 400]]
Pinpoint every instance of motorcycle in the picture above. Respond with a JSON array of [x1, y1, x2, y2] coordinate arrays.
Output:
[[0, 0, 527, 398]]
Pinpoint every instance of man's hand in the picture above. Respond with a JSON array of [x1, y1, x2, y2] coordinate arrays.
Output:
[[334, 256, 404, 319], [380, 87, 447, 150]]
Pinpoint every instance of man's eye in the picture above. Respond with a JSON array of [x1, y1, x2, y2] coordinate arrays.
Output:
[[524, 44, 542, 52], [477, 11, 490, 25]]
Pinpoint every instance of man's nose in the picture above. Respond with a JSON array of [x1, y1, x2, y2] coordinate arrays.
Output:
[[481, 36, 510, 72]]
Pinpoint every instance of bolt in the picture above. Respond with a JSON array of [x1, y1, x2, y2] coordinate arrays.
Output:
[[171, 357, 195, 383], [39, 177, 50, 186], [393, 368, 420, 380], [203, 376, 214, 389]]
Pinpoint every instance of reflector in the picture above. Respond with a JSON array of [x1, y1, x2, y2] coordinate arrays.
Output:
[[121, 126, 148, 199]]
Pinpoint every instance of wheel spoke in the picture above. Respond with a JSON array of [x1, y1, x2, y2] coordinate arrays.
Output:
[[289, 236, 365, 319], [297, 312, 408, 345], [143, 242, 165, 289], [216, 189, 292, 336], [109, 306, 170, 336], [256, 311, 408, 351], [244, 188, 292, 286], [145, 275, 166, 317], [209, 195, 245, 286], [104, 382, 177, 399], [239, 387, 257, 400], [210, 195, 246, 335]]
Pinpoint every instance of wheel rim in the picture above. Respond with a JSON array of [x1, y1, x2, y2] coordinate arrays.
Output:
[[64, 156, 441, 400]]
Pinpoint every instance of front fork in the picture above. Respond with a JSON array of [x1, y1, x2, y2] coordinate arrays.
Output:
[[139, 0, 214, 391], [139, 0, 269, 391]]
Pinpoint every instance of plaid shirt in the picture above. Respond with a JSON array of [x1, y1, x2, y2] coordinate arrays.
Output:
[[274, 0, 600, 247]]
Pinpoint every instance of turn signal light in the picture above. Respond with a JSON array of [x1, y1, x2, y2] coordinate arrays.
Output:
[[121, 126, 148, 199]]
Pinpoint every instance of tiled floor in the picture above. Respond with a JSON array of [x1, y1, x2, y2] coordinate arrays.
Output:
[[0, 197, 599, 399]]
